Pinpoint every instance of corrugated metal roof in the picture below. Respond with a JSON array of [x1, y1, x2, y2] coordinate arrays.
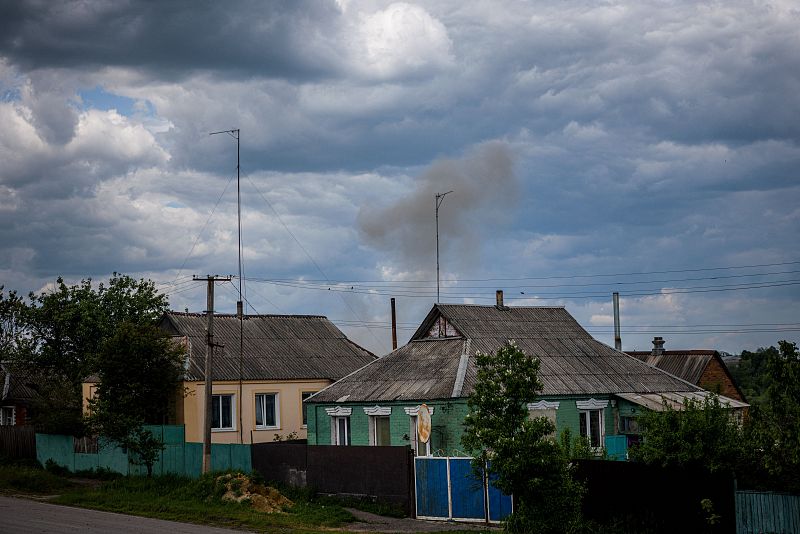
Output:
[[616, 391, 748, 411], [161, 312, 375, 382], [310, 338, 467, 403], [311, 304, 703, 403], [626, 351, 716, 384]]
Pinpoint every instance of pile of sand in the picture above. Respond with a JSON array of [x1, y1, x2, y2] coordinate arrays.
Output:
[[217, 473, 293, 513]]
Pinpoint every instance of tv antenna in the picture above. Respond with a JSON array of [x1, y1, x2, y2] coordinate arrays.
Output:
[[209, 128, 245, 444], [435, 191, 453, 303]]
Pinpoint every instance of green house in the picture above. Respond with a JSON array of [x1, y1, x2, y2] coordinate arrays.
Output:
[[306, 296, 747, 457]]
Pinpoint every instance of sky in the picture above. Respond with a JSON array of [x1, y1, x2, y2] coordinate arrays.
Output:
[[1, 0, 798, 357]]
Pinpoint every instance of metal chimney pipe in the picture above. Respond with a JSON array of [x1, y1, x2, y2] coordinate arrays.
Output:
[[390, 298, 398, 351], [496, 290, 504, 309], [613, 292, 621, 350]]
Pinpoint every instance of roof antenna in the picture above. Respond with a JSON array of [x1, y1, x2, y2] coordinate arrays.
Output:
[[210, 128, 245, 444], [435, 191, 453, 303]]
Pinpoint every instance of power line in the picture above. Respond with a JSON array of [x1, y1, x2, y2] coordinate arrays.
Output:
[[244, 175, 384, 348]]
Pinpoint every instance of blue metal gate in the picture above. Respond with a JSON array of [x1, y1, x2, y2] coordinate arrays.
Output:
[[414, 457, 512, 522]]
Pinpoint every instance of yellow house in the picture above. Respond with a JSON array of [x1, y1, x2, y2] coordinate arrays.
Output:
[[83, 311, 375, 444]]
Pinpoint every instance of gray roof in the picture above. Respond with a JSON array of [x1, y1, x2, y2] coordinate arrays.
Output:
[[160, 312, 375, 382], [1, 364, 39, 402], [310, 304, 700, 403]]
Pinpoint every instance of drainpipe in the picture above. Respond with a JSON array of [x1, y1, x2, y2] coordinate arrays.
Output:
[[391, 298, 398, 351]]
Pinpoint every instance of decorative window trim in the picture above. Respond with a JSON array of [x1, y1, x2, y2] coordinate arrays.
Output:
[[576, 398, 609, 410], [363, 406, 392, 416], [404, 405, 435, 416], [527, 400, 560, 410], [325, 406, 352, 417]]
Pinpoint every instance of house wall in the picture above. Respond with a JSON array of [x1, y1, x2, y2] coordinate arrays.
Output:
[[184, 379, 331, 444], [699, 359, 744, 402], [308, 395, 619, 455]]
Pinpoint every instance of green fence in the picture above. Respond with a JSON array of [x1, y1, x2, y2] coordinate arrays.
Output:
[[36, 425, 252, 477], [736, 490, 800, 534]]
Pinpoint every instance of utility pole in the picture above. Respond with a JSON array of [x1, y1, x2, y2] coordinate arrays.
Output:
[[613, 292, 622, 351], [210, 128, 245, 444], [435, 191, 453, 303], [194, 274, 231, 474]]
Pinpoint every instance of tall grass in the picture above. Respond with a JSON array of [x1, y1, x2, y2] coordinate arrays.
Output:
[[53, 472, 354, 532]]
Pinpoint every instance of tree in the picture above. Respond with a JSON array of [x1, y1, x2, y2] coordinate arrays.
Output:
[[11, 274, 169, 434], [87, 322, 185, 476], [629, 393, 745, 475], [461, 341, 583, 533], [748, 340, 800, 492]]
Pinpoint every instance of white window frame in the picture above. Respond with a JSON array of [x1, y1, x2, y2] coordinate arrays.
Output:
[[0, 406, 15, 426], [364, 406, 392, 446], [404, 405, 435, 457], [254, 392, 280, 430], [325, 406, 352, 446], [211, 393, 236, 432], [577, 398, 608, 449]]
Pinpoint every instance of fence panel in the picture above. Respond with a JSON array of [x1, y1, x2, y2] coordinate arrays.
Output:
[[736, 490, 800, 534], [36, 433, 74, 471], [415, 457, 450, 519], [449, 458, 485, 520], [0, 425, 36, 459]]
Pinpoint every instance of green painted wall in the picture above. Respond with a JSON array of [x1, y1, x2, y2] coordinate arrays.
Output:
[[35, 425, 251, 477], [309, 395, 626, 456]]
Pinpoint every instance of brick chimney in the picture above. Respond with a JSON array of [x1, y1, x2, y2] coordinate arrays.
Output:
[[652, 336, 665, 356], [496, 290, 504, 309]]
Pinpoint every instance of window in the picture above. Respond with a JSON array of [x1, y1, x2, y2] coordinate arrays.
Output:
[[0, 407, 14, 426], [370, 416, 391, 446], [212, 394, 235, 431], [301, 392, 316, 426], [619, 416, 639, 434], [527, 400, 560, 436], [577, 399, 608, 449], [333, 416, 351, 445], [405, 406, 434, 456], [325, 406, 352, 445], [579, 410, 603, 447], [255, 393, 279, 429]]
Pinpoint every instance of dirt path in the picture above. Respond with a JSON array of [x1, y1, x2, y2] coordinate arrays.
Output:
[[342, 508, 498, 533]]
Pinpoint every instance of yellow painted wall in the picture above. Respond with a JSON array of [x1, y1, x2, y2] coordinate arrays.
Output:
[[182, 379, 331, 444], [81, 382, 98, 414]]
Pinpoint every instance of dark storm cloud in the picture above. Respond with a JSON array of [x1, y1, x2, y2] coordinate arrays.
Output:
[[0, 0, 343, 80]]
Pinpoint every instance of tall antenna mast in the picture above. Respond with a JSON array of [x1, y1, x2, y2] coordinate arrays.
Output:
[[210, 128, 245, 443], [435, 191, 453, 303]]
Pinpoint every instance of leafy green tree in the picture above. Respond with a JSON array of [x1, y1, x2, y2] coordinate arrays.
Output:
[[748, 341, 800, 492], [12, 274, 168, 434], [462, 341, 583, 533], [87, 322, 184, 476], [629, 393, 744, 475], [728, 346, 775, 405]]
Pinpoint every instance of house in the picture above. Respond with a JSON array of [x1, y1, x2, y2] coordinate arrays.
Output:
[[83, 312, 375, 443], [1, 363, 37, 426], [627, 337, 746, 402], [306, 291, 748, 456]]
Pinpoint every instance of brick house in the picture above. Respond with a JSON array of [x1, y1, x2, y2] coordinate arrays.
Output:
[[0, 363, 37, 426], [627, 337, 746, 402], [306, 293, 748, 456]]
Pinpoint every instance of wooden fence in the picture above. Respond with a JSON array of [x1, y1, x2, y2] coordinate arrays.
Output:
[[736, 490, 800, 534], [0, 425, 36, 459], [251, 442, 416, 515]]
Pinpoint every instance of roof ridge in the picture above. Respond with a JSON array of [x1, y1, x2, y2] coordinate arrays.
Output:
[[166, 311, 328, 319]]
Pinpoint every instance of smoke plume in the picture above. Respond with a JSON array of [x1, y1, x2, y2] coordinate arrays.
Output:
[[357, 141, 518, 274]]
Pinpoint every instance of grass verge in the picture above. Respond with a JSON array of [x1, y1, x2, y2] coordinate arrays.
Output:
[[52, 472, 355, 533], [0, 464, 77, 494]]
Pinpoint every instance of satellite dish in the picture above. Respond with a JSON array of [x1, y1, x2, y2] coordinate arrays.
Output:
[[417, 404, 431, 444]]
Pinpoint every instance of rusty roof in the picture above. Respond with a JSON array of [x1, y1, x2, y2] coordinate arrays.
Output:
[[160, 312, 375, 382], [626, 350, 716, 384], [310, 304, 701, 403]]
